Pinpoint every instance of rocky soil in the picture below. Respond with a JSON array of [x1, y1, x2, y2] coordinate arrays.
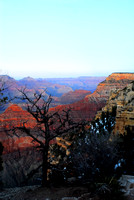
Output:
[[0, 185, 134, 200], [0, 185, 89, 200]]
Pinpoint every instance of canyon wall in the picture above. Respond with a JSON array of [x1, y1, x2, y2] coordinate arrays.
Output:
[[0, 72, 134, 186], [96, 81, 134, 135], [1, 72, 134, 152], [0, 104, 36, 154], [53, 73, 134, 121]]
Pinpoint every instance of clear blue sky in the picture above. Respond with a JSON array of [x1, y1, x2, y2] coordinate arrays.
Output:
[[0, 0, 134, 79]]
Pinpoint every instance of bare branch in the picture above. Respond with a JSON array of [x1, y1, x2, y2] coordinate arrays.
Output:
[[11, 87, 83, 186], [14, 122, 45, 149]]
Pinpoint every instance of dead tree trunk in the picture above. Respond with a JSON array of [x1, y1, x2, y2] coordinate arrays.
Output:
[[42, 143, 49, 186], [11, 88, 83, 187]]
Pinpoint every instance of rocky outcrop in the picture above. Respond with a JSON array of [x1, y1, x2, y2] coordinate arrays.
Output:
[[0, 104, 42, 186], [119, 175, 134, 197], [78, 73, 134, 121], [0, 104, 70, 154], [1, 73, 134, 151], [52, 73, 134, 122], [0, 104, 36, 153], [96, 81, 134, 134], [54, 90, 91, 105], [88, 72, 134, 99], [0, 104, 36, 133], [1, 73, 134, 149]]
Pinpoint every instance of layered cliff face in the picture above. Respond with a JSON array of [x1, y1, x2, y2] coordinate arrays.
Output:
[[53, 90, 91, 105], [0, 104, 36, 153], [96, 81, 134, 135], [52, 73, 134, 122], [88, 73, 134, 99], [1, 73, 134, 152], [0, 104, 36, 129], [79, 73, 134, 120], [1, 73, 134, 187], [0, 105, 41, 187], [0, 104, 69, 154]]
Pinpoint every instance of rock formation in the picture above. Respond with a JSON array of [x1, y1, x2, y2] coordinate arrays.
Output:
[[53, 90, 91, 105], [96, 81, 134, 135], [19, 76, 73, 97], [1, 72, 134, 152], [0, 75, 104, 109], [52, 73, 134, 122], [0, 73, 134, 187], [0, 104, 36, 153]]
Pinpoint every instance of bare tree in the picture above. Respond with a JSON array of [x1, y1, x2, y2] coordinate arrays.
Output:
[[0, 79, 9, 188], [13, 88, 82, 186], [0, 79, 8, 108]]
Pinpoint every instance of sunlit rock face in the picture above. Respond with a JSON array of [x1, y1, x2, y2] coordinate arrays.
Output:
[[0, 104, 36, 130], [93, 73, 134, 99], [52, 73, 134, 122], [1, 73, 134, 153], [54, 90, 91, 105], [96, 81, 134, 135], [0, 73, 134, 187], [0, 104, 65, 154], [0, 104, 48, 187], [113, 82, 134, 135], [0, 104, 36, 153]]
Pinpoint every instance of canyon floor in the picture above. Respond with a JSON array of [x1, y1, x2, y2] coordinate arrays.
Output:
[[0, 185, 134, 200]]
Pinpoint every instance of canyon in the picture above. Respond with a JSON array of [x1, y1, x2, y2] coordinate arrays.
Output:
[[0, 75, 104, 110], [0, 75, 105, 99], [0, 72, 134, 187], [44, 76, 106, 92], [52, 73, 134, 121], [1, 72, 134, 152]]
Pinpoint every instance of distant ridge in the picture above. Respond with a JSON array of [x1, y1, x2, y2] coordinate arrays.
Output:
[[112, 72, 134, 74], [51, 73, 134, 121]]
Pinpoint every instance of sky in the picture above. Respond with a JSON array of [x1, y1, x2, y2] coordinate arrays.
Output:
[[0, 0, 134, 79]]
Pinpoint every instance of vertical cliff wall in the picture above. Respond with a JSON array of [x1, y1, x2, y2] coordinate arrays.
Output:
[[96, 81, 134, 134]]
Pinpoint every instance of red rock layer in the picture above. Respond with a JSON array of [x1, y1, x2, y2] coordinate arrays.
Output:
[[0, 104, 36, 153], [53, 90, 91, 105], [1, 73, 134, 153], [51, 73, 134, 122]]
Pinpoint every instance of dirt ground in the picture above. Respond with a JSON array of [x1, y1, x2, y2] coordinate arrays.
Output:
[[0, 185, 134, 200], [0, 185, 88, 200]]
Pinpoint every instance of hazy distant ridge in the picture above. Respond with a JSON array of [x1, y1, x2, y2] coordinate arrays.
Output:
[[43, 76, 106, 92]]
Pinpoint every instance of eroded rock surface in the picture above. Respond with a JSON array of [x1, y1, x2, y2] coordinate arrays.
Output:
[[96, 81, 134, 134], [52, 73, 134, 122]]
